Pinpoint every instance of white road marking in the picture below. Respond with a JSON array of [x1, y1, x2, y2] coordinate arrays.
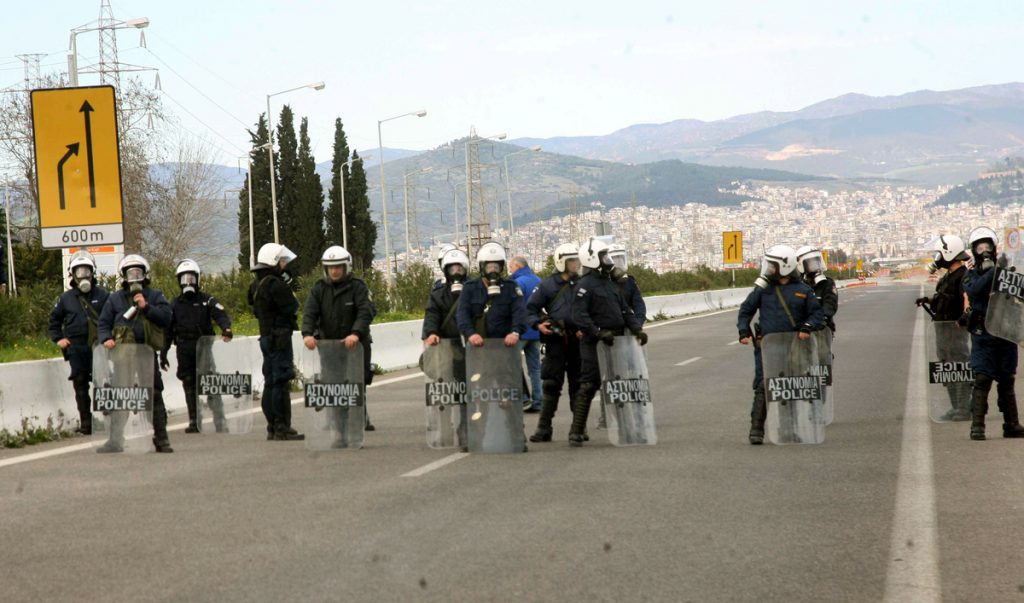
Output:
[[0, 371, 427, 470], [882, 302, 941, 602], [401, 452, 469, 477], [644, 308, 734, 330], [674, 356, 702, 367], [727, 340, 741, 346]]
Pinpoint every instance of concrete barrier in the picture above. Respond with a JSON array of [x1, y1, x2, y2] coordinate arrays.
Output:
[[0, 279, 869, 432]]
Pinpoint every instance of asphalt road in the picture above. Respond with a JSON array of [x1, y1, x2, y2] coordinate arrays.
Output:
[[2, 281, 1023, 602]]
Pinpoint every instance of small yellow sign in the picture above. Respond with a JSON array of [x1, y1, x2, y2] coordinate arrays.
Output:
[[856, 259, 864, 272], [31, 85, 123, 248], [821, 249, 829, 268], [723, 231, 743, 265]]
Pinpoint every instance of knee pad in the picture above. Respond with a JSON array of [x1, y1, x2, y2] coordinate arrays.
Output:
[[974, 374, 994, 393], [541, 379, 561, 397]]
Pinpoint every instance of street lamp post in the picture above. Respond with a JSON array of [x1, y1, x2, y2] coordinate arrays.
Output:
[[377, 110, 427, 283], [503, 145, 541, 244], [336, 153, 372, 250], [403, 166, 433, 264], [239, 142, 271, 268], [266, 81, 325, 244]]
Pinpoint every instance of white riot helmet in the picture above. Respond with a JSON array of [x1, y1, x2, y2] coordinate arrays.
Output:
[[321, 245, 353, 279], [441, 249, 470, 293], [477, 242, 506, 296], [118, 254, 151, 289], [759, 245, 798, 285], [579, 238, 613, 276], [795, 245, 826, 277], [607, 243, 628, 281], [926, 234, 969, 274], [255, 243, 297, 271], [553, 243, 580, 274], [69, 251, 97, 293], [968, 226, 999, 270], [436, 243, 456, 268], [175, 258, 201, 294]]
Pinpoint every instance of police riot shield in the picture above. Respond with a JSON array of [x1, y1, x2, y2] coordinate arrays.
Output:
[[300, 341, 365, 451], [925, 320, 973, 422], [422, 339, 467, 449], [465, 340, 526, 454], [812, 329, 835, 425], [985, 266, 1024, 346], [196, 336, 255, 434], [761, 332, 824, 445], [597, 336, 656, 446], [91, 343, 155, 454]]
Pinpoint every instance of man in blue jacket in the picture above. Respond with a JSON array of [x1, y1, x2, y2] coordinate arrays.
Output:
[[97, 254, 174, 453], [509, 256, 542, 412], [456, 242, 527, 348], [737, 245, 824, 445]]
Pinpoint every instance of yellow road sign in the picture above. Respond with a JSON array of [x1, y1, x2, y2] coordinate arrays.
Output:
[[723, 231, 743, 264], [856, 259, 864, 272], [31, 85, 123, 248], [821, 249, 829, 268]]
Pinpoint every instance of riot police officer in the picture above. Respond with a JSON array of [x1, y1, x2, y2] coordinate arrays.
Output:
[[48, 251, 109, 435], [737, 245, 824, 445], [168, 259, 233, 433], [600, 243, 647, 429], [569, 238, 647, 447], [795, 246, 838, 333], [961, 227, 1024, 440], [456, 242, 528, 347], [302, 245, 376, 437], [97, 254, 174, 453], [915, 235, 971, 420], [431, 243, 457, 289], [249, 243, 303, 441], [526, 242, 582, 442], [423, 248, 471, 450]]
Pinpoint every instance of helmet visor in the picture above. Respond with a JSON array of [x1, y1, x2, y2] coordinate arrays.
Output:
[[445, 264, 466, 277], [803, 257, 824, 274], [124, 267, 146, 283], [974, 241, 994, 255], [611, 254, 627, 272], [565, 258, 581, 273], [73, 266, 93, 280], [179, 273, 198, 286], [483, 261, 502, 275]]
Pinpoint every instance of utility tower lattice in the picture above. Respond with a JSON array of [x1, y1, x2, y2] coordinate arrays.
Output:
[[16, 54, 45, 89], [465, 127, 489, 259]]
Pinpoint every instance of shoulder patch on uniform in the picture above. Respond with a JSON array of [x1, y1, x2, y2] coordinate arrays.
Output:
[[215, 303, 225, 310], [576, 287, 587, 297], [515, 286, 523, 297], [794, 292, 807, 299]]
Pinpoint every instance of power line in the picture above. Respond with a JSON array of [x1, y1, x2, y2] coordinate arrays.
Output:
[[143, 47, 250, 129]]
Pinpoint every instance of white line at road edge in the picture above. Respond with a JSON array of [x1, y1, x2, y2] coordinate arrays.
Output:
[[0, 371, 426, 470], [882, 297, 941, 602], [644, 308, 734, 330], [401, 452, 470, 477], [674, 356, 702, 367]]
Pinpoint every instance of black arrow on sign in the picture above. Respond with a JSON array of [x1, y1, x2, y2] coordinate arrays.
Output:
[[80, 100, 96, 208], [57, 143, 80, 210]]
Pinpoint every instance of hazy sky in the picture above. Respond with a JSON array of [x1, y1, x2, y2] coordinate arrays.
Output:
[[3, 0, 1023, 165]]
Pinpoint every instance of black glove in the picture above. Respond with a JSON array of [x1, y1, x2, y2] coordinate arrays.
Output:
[[738, 329, 753, 341], [915, 297, 930, 306], [634, 330, 648, 345], [222, 329, 233, 341], [597, 329, 616, 346], [798, 326, 812, 335], [956, 308, 972, 327], [998, 253, 1009, 269], [159, 350, 169, 371]]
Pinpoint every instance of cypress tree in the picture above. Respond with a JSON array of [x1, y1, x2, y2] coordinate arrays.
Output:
[[292, 117, 326, 275], [275, 105, 300, 257], [345, 150, 377, 272], [325, 118, 350, 250], [237, 114, 273, 269]]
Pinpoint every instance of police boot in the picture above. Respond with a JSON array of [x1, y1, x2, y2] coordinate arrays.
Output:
[[997, 383, 1024, 438], [273, 421, 305, 441], [184, 383, 200, 433], [73, 377, 93, 435], [365, 407, 376, 431], [529, 380, 560, 442], [970, 389, 989, 441], [749, 386, 767, 445], [568, 383, 598, 447], [152, 393, 174, 452]]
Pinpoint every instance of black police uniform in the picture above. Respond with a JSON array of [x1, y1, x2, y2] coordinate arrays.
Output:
[[806, 275, 838, 332], [168, 291, 232, 432], [302, 273, 375, 436], [455, 276, 527, 340], [962, 263, 1024, 439], [736, 279, 824, 443], [48, 283, 109, 433], [249, 267, 301, 440], [919, 264, 970, 419], [615, 275, 647, 325], [570, 270, 643, 442], [97, 285, 174, 452], [525, 271, 580, 441]]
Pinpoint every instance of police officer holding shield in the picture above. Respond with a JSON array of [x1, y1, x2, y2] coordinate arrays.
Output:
[[961, 227, 1024, 440], [526, 242, 582, 442], [249, 243, 304, 441], [795, 246, 837, 333], [168, 259, 233, 433], [737, 245, 824, 445], [916, 235, 971, 421], [569, 238, 647, 447], [97, 254, 174, 453], [302, 245, 376, 436], [48, 251, 109, 435], [456, 242, 527, 349]]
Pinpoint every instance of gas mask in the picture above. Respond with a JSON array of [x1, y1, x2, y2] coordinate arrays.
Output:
[[926, 251, 949, 275], [73, 266, 93, 294], [610, 255, 628, 282], [445, 265, 466, 295], [123, 266, 146, 294], [179, 272, 198, 296], [483, 261, 503, 297], [973, 241, 995, 271], [597, 252, 615, 277]]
